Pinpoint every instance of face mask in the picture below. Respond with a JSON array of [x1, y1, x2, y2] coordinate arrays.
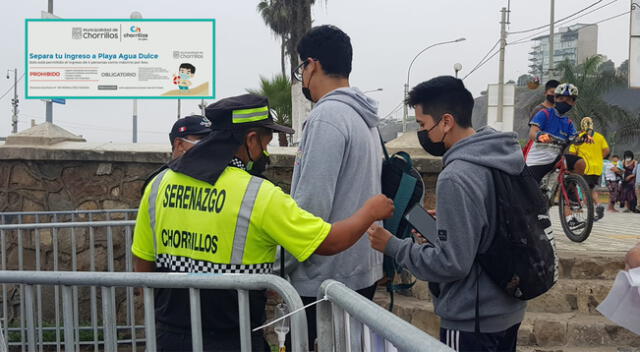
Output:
[[417, 120, 447, 157], [301, 61, 315, 103], [247, 150, 270, 175], [626, 158, 633, 162], [179, 73, 190, 80], [545, 95, 555, 104], [302, 86, 314, 102], [555, 101, 573, 115]]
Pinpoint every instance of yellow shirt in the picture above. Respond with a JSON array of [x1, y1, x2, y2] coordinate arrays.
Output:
[[569, 132, 609, 175]]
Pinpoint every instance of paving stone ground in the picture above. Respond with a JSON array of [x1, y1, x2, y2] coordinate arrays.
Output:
[[550, 206, 640, 253]]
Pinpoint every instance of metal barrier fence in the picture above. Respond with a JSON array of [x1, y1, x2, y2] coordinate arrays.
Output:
[[317, 280, 453, 352], [0, 220, 136, 351], [0, 271, 309, 352], [0, 209, 138, 225]]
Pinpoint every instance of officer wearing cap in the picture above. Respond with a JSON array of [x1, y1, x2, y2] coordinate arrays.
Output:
[[140, 115, 212, 196], [169, 115, 213, 159], [131, 94, 394, 351]]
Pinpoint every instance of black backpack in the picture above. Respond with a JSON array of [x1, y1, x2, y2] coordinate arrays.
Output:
[[478, 166, 558, 301], [378, 134, 425, 310]]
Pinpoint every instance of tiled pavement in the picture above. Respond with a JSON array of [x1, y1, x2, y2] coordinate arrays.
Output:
[[550, 206, 640, 252]]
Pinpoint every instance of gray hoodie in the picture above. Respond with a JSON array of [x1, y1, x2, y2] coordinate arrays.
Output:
[[384, 127, 527, 333], [284, 87, 383, 297]]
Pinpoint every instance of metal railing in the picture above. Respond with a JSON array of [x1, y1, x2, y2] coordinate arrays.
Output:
[[0, 271, 309, 352], [0, 220, 136, 351], [0, 209, 138, 225], [317, 280, 453, 352]]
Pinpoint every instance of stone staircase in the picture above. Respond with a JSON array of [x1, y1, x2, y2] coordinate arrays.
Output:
[[374, 251, 640, 352]]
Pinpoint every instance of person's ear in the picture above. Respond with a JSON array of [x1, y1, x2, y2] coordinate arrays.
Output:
[[441, 113, 455, 133]]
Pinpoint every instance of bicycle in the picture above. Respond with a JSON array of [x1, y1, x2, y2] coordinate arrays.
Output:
[[539, 135, 594, 242]]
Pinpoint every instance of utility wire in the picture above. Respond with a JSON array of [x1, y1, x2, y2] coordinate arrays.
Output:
[[462, 49, 501, 80], [0, 73, 24, 101], [508, 10, 629, 46], [463, 39, 501, 80], [508, 0, 611, 35]]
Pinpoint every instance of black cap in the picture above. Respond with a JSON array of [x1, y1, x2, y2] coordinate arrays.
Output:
[[205, 94, 295, 134], [169, 115, 212, 144]]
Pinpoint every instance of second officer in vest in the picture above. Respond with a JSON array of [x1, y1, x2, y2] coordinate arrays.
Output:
[[132, 94, 394, 351]]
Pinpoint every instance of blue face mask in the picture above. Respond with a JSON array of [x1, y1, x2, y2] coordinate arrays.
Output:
[[179, 73, 190, 80]]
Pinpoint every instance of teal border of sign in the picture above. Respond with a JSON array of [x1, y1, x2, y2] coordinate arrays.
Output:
[[25, 18, 216, 100]]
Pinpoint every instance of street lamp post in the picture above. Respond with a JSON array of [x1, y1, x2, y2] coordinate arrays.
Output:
[[454, 63, 463, 78], [363, 88, 383, 94], [130, 11, 142, 143], [403, 38, 466, 132]]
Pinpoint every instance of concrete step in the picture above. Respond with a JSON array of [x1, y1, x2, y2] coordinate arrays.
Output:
[[558, 251, 625, 281], [406, 278, 614, 315], [527, 279, 612, 314], [374, 291, 640, 349]]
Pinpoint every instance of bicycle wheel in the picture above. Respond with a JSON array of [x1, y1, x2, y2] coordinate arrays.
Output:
[[558, 174, 594, 242]]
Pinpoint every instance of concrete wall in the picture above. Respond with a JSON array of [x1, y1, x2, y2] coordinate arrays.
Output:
[[0, 143, 440, 213]]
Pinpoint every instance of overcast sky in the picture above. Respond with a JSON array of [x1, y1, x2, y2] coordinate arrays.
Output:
[[0, 0, 631, 143]]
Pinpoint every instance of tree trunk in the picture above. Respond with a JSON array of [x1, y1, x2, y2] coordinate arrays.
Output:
[[278, 132, 288, 147], [280, 37, 286, 78], [285, 0, 312, 82]]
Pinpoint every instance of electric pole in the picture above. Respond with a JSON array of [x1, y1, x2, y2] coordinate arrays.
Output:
[[7, 69, 18, 133], [548, 0, 555, 80], [45, 0, 54, 123], [497, 7, 508, 123]]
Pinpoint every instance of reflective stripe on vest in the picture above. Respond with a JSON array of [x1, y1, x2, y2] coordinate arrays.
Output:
[[148, 168, 169, 257], [231, 176, 264, 264]]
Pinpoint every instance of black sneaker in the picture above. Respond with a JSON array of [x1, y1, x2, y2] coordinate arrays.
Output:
[[595, 205, 605, 221]]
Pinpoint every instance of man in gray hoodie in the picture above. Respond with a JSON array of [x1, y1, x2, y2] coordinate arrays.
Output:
[[283, 25, 383, 348], [369, 76, 526, 351]]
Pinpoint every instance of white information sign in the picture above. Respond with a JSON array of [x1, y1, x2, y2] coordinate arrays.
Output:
[[26, 19, 215, 99]]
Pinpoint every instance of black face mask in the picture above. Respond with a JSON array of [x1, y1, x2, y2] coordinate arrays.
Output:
[[545, 95, 555, 104], [246, 145, 271, 176], [417, 120, 447, 157], [555, 101, 573, 115], [302, 86, 313, 102]]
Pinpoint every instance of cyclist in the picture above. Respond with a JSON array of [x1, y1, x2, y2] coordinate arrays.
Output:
[[525, 83, 591, 184]]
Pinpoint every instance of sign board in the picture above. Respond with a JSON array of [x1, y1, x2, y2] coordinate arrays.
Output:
[[486, 83, 515, 132], [25, 19, 215, 99], [630, 4, 640, 88]]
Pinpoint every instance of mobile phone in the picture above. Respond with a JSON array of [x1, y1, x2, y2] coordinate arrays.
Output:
[[404, 204, 438, 246]]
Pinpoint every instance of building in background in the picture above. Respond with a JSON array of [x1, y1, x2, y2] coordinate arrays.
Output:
[[529, 23, 598, 81]]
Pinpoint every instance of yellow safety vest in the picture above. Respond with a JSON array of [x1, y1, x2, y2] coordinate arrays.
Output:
[[132, 166, 331, 274]]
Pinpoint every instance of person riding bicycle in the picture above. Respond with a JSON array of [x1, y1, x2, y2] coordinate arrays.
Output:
[[525, 83, 591, 184]]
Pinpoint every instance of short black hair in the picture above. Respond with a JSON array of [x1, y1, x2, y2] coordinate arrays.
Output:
[[624, 150, 635, 160], [545, 80, 560, 91], [612, 154, 620, 159], [180, 63, 196, 74], [405, 76, 474, 128], [296, 25, 352, 78]]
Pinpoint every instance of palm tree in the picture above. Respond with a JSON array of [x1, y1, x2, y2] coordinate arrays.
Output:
[[257, 0, 316, 81], [247, 74, 292, 146], [257, 0, 289, 77], [557, 55, 639, 144]]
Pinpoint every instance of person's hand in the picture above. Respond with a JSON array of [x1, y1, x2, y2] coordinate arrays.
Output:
[[538, 134, 552, 143], [367, 223, 393, 252], [411, 229, 430, 245], [427, 209, 436, 218], [364, 195, 394, 221]]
